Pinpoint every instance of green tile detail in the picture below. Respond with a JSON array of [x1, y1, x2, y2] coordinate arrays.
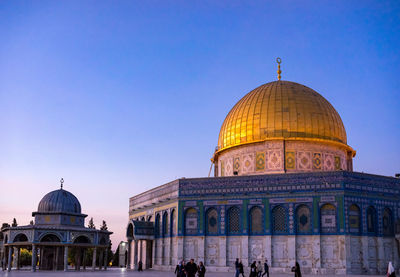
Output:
[[336, 195, 344, 230], [263, 198, 270, 230], [313, 197, 320, 229], [198, 200, 204, 232]]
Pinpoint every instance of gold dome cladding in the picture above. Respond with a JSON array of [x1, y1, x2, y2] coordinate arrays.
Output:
[[217, 81, 348, 153]]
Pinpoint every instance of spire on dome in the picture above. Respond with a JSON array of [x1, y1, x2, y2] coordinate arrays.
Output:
[[60, 178, 64, 189], [276, 57, 282, 80]]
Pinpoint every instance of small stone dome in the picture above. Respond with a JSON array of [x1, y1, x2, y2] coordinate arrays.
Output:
[[37, 189, 81, 214]]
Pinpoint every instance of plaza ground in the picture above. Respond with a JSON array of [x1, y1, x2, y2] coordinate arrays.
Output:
[[0, 268, 387, 277]]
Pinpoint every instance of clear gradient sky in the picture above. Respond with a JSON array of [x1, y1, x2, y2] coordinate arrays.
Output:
[[1, 1, 399, 249]]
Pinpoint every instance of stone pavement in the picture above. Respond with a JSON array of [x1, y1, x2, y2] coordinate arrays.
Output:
[[0, 268, 385, 277]]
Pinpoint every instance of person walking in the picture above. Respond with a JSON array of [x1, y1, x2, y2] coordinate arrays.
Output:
[[138, 260, 143, 271], [175, 261, 183, 277], [235, 258, 240, 277], [257, 261, 263, 277], [291, 262, 302, 277], [262, 259, 269, 277], [198, 261, 206, 277], [185, 259, 197, 277], [387, 261, 396, 277], [250, 261, 257, 277], [238, 260, 245, 277]]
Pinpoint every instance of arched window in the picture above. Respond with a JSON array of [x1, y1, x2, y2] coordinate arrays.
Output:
[[185, 208, 198, 235], [13, 233, 28, 242], [171, 209, 176, 236], [206, 208, 218, 235], [249, 206, 263, 234], [162, 212, 169, 237], [147, 215, 152, 222], [155, 214, 161, 238], [320, 203, 336, 234], [227, 206, 241, 234], [366, 206, 377, 234], [272, 205, 287, 234], [348, 204, 361, 234], [383, 208, 393, 236], [141, 217, 145, 221], [296, 205, 311, 233], [40, 234, 61, 242]]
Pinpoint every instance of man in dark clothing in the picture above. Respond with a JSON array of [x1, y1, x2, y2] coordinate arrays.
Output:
[[238, 261, 245, 277], [138, 261, 143, 271], [250, 261, 257, 277], [235, 258, 240, 277], [185, 259, 198, 277], [262, 259, 269, 277]]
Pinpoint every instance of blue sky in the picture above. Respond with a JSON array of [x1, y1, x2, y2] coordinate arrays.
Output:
[[1, 1, 399, 248]]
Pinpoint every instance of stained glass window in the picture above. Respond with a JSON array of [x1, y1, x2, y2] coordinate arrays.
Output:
[[383, 208, 393, 236], [367, 206, 377, 233], [228, 206, 240, 234], [206, 208, 218, 234], [272, 205, 287, 233], [185, 208, 198, 235], [320, 204, 336, 234], [296, 205, 311, 233], [348, 204, 361, 234], [163, 212, 169, 236], [171, 209, 176, 235], [250, 206, 263, 234]]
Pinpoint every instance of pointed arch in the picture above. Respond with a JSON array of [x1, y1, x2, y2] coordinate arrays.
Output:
[[296, 204, 311, 234], [184, 208, 198, 235], [272, 205, 287, 234], [249, 206, 263, 235], [227, 206, 241, 235], [205, 207, 218, 235]]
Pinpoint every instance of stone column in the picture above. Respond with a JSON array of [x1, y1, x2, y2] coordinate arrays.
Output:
[[14, 247, 20, 270], [32, 245, 37, 272], [53, 247, 57, 270], [39, 247, 43, 269], [92, 248, 97, 271], [7, 247, 13, 271], [99, 250, 103, 270], [82, 248, 87, 270], [177, 236, 184, 262], [218, 236, 226, 267], [241, 236, 248, 266], [126, 240, 132, 269], [104, 247, 108, 270], [287, 236, 296, 268], [64, 246, 68, 271], [133, 240, 138, 269]]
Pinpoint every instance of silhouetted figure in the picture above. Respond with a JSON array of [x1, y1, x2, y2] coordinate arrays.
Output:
[[257, 261, 263, 277], [138, 260, 143, 271], [262, 259, 269, 277], [235, 258, 240, 277], [238, 260, 245, 277], [198, 261, 206, 277], [250, 261, 257, 277], [291, 262, 302, 277], [185, 259, 197, 277]]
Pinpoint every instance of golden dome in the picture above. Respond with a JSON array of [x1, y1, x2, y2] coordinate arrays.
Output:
[[217, 81, 351, 155]]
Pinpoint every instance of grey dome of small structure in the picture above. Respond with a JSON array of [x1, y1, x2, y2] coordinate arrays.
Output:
[[37, 189, 81, 214]]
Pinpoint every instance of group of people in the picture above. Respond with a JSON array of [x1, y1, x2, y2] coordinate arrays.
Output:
[[237, 259, 270, 277], [171, 258, 397, 277], [175, 259, 206, 277]]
